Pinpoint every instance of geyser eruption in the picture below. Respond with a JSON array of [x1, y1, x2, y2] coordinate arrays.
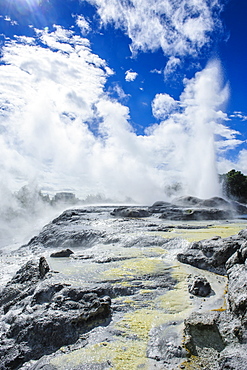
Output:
[[182, 61, 229, 198], [167, 60, 229, 199], [150, 60, 229, 200], [0, 24, 228, 204]]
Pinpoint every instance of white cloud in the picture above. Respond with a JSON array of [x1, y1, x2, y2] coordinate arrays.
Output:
[[75, 15, 91, 34], [0, 25, 166, 203], [152, 93, 179, 120], [3, 15, 18, 25], [125, 69, 138, 82], [109, 83, 130, 101], [86, 0, 223, 58], [216, 139, 244, 152], [150, 69, 162, 74], [237, 150, 247, 173], [217, 149, 247, 175], [214, 123, 240, 140], [230, 111, 247, 121], [0, 26, 111, 190], [164, 56, 181, 78]]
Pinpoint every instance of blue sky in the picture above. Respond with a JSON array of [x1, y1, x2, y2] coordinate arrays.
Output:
[[0, 0, 246, 203]]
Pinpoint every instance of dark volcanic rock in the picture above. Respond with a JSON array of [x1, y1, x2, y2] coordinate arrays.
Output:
[[0, 259, 111, 369], [177, 234, 244, 275], [151, 201, 171, 207], [160, 207, 231, 221], [173, 196, 230, 209], [148, 196, 234, 220], [188, 275, 212, 297], [173, 196, 202, 206], [111, 206, 150, 218], [200, 197, 230, 208], [0, 258, 48, 314], [51, 209, 90, 224], [39, 256, 50, 278], [50, 248, 74, 257], [149, 196, 247, 220], [148, 201, 173, 214], [238, 228, 247, 239]]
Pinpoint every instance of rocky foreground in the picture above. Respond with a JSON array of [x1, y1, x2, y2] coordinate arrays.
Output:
[[178, 228, 247, 369], [0, 196, 247, 369]]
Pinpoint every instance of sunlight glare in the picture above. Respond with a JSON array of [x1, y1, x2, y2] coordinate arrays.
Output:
[[15, 0, 43, 13]]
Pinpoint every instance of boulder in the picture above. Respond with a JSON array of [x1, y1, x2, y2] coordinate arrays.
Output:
[[188, 275, 212, 297], [177, 234, 244, 275], [50, 248, 74, 257], [39, 256, 50, 278]]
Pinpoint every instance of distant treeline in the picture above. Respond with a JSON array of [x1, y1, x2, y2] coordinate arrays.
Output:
[[220, 169, 247, 203]]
